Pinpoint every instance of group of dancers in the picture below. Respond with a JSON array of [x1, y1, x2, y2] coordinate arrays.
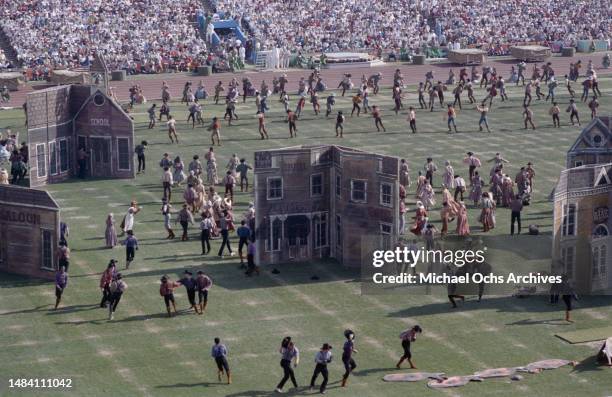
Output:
[[400, 151, 535, 241], [211, 327, 423, 394], [139, 58, 604, 147]]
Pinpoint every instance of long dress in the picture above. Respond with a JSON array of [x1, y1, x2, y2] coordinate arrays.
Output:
[[410, 207, 428, 235], [184, 186, 197, 209], [105, 216, 117, 247], [489, 172, 503, 204], [173, 161, 186, 184], [207, 160, 218, 185], [443, 165, 455, 189], [415, 175, 427, 198], [479, 196, 496, 232], [470, 176, 483, 204], [501, 177, 514, 207], [442, 188, 460, 217], [400, 163, 411, 188], [456, 205, 470, 236], [420, 183, 436, 209]]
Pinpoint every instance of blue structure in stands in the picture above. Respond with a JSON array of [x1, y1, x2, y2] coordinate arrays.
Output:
[[197, 17, 248, 47]]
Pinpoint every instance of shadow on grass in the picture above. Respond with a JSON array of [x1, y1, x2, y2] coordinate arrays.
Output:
[[387, 296, 612, 318], [572, 355, 610, 374], [352, 367, 398, 377], [0, 272, 50, 288], [506, 318, 571, 326], [224, 384, 342, 397], [0, 304, 52, 315], [156, 382, 220, 388], [124, 258, 360, 291]]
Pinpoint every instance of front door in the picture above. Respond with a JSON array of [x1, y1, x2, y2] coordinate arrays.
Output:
[[90, 137, 111, 177], [286, 215, 310, 260]]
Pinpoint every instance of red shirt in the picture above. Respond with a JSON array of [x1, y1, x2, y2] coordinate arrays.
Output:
[[160, 281, 179, 296], [100, 269, 114, 288]]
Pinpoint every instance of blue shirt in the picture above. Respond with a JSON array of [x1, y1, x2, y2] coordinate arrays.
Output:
[[211, 344, 228, 358], [281, 347, 299, 361], [314, 351, 332, 364], [123, 236, 138, 248], [179, 277, 196, 292], [237, 226, 250, 238], [343, 341, 353, 358]]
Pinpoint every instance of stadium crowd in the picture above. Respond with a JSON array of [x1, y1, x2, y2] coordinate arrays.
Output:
[[213, 0, 610, 54], [0, 0, 206, 74], [0, 0, 609, 75]]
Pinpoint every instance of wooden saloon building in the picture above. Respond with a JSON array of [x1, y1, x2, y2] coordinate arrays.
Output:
[[253, 145, 401, 267], [26, 85, 134, 187], [0, 185, 60, 280]]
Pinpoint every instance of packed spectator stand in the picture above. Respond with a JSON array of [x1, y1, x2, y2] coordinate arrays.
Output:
[[0, 0, 609, 77]]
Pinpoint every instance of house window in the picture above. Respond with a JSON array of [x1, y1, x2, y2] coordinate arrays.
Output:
[[41, 229, 53, 270], [593, 134, 603, 147], [36, 143, 46, 177], [561, 204, 576, 236], [311, 150, 321, 165], [350, 180, 367, 203], [267, 177, 283, 200], [380, 182, 393, 207], [592, 244, 607, 279], [93, 93, 106, 106], [49, 141, 57, 175], [336, 215, 342, 247], [574, 160, 583, 167], [380, 223, 392, 250], [311, 174, 323, 197], [561, 246, 574, 280], [314, 213, 328, 248], [117, 138, 131, 171], [594, 225, 609, 238], [270, 218, 282, 251], [335, 174, 341, 197], [67, 138, 73, 170], [59, 139, 69, 172]]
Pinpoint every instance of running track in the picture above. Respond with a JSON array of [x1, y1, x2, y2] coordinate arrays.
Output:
[[4, 53, 610, 107]]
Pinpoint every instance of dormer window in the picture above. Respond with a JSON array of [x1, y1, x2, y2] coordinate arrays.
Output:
[[592, 134, 603, 147]]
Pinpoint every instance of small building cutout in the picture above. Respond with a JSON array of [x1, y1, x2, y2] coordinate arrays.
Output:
[[0, 185, 60, 280], [26, 85, 134, 187], [253, 145, 400, 267]]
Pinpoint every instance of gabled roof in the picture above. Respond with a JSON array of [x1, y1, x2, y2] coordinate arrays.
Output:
[[568, 117, 612, 153], [73, 88, 132, 121], [0, 185, 59, 210]]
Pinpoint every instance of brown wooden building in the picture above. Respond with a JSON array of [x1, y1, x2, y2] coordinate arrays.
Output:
[[0, 185, 60, 280], [26, 85, 134, 187], [552, 163, 612, 294], [253, 145, 400, 267]]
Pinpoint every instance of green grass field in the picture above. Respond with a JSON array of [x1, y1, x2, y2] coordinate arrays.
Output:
[[1, 75, 612, 397]]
